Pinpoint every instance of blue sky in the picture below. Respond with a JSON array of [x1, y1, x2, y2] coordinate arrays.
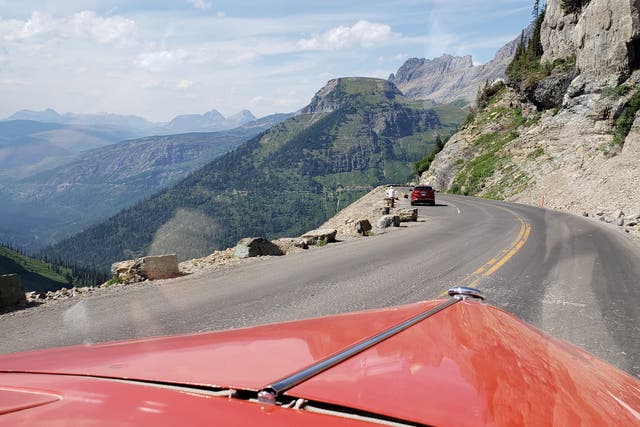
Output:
[[0, 0, 533, 121]]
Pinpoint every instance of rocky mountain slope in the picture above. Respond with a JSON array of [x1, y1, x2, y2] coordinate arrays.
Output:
[[421, 0, 640, 238], [43, 78, 466, 270], [388, 27, 531, 105], [0, 119, 144, 175], [0, 115, 291, 251]]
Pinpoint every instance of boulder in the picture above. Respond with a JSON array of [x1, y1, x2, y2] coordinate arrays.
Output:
[[111, 254, 180, 283], [0, 274, 26, 307], [531, 70, 578, 110], [140, 255, 180, 279], [376, 215, 401, 228], [300, 229, 338, 245], [234, 238, 284, 258], [111, 259, 142, 283], [352, 219, 372, 235], [394, 208, 418, 222], [271, 238, 308, 254]]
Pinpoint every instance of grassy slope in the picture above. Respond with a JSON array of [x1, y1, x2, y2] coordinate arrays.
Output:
[[0, 246, 70, 292]]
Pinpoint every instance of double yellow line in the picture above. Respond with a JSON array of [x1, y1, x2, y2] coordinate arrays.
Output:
[[439, 211, 531, 297]]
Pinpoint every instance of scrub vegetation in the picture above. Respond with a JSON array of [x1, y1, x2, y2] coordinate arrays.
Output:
[[612, 89, 640, 147]]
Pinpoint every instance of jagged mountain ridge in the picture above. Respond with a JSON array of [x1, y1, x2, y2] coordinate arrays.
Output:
[[43, 77, 466, 270], [389, 27, 532, 105], [8, 109, 155, 131], [7, 108, 259, 135]]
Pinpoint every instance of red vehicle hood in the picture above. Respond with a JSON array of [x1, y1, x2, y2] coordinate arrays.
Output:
[[1, 299, 639, 426]]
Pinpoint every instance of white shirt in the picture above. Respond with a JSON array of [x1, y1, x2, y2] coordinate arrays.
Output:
[[386, 187, 396, 198]]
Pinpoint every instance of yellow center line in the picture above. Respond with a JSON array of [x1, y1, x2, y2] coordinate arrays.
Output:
[[438, 210, 531, 297]]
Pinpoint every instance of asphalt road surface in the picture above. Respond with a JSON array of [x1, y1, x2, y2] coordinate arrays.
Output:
[[2, 194, 639, 378]]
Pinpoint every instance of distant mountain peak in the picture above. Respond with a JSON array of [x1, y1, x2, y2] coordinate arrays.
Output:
[[389, 54, 474, 87], [165, 108, 257, 133], [301, 77, 403, 114], [5, 107, 262, 135], [202, 109, 225, 121], [9, 108, 63, 123], [227, 109, 257, 122], [388, 27, 532, 106]]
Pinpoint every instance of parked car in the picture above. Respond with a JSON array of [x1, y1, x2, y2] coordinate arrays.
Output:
[[0, 287, 638, 426], [411, 185, 435, 206]]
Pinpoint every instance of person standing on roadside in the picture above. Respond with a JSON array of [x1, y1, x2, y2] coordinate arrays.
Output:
[[386, 186, 396, 208]]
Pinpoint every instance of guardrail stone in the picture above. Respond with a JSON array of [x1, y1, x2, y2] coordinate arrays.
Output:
[[0, 274, 26, 307]]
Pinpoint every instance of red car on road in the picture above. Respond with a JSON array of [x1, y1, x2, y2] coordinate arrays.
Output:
[[1, 287, 639, 426], [411, 185, 435, 206]]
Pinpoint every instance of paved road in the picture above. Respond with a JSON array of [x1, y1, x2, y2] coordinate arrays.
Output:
[[2, 194, 639, 377]]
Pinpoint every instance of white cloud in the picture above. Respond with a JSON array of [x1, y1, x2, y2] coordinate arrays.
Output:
[[141, 79, 161, 89], [0, 10, 135, 44], [0, 11, 51, 41], [187, 0, 212, 10], [177, 79, 194, 89], [69, 11, 136, 44], [297, 20, 396, 51], [0, 47, 8, 64], [135, 49, 188, 71], [249, 91, 303, 110]]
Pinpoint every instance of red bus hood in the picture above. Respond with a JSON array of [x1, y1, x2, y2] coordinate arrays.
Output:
[[1, 300, 639, 426]]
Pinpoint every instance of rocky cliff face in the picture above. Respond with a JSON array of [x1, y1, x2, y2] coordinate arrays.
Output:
[[542, 0, 640, 80], [422, 0, 640, 236], [388, 32, 527, 105]]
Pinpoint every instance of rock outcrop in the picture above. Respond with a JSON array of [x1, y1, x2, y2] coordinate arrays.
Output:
[[300, 229, 338, 245], [234, 238, 285, 258], [542, 0, 640, 81], [111, 254, 180, 283]]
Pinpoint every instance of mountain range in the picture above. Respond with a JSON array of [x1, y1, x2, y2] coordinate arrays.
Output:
[[0, 113, 292, 251], [5, 28, 530, 271], [6, 108, 259, 135], [43, 77, 467, 270]]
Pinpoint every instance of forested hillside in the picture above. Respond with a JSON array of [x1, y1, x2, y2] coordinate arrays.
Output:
[[44, 78, 466, 270], [0, 245, 107, 292], [0, 116, 290, 251]]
